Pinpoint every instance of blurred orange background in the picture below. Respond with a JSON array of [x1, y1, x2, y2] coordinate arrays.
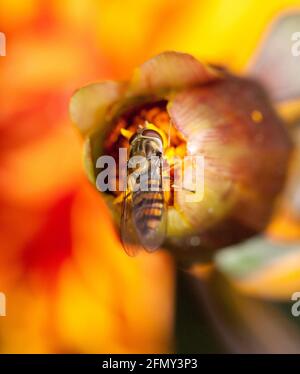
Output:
[[0, 0, 299, 353]]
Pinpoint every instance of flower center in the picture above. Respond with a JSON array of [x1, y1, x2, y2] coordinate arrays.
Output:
[[103, 100, 187, 205]]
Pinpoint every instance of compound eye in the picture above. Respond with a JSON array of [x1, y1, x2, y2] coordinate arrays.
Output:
[[129, 132, 138, 144], [142, 129, 163, 142]]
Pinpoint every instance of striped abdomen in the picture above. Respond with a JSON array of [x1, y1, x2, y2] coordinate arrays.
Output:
[[132, 177, 164, 236]]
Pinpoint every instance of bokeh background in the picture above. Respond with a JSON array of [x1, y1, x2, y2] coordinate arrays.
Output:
[[0, 0, 300, 353]]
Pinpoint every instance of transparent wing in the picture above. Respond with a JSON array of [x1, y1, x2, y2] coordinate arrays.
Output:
[[120, 189, 142, 256]]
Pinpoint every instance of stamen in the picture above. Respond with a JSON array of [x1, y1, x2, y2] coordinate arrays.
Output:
[[120, 128, 134, 139]]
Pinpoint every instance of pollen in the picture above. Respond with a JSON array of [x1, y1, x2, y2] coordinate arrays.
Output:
[[120, 128, 134, 139], [251, 110, 263, 123]]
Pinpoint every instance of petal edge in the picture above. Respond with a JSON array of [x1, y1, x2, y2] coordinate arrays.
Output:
[[70, 81, 126, 135], [128, 51, 220, 97]]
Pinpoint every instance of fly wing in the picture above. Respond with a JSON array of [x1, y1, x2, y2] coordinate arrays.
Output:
[[248, 12, 300, 103], [120, 189, 142, 256]]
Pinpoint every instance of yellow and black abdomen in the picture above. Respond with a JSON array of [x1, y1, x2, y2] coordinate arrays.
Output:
[[132, 177, 165, 236]]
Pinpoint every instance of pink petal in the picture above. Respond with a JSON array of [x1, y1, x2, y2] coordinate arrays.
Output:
[[127, 51, 220, 97], [168, 76, 291, 232]]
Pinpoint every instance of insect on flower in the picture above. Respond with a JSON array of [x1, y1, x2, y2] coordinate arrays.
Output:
[[70, 13, 300, 263], [120, 123, 169, 255]]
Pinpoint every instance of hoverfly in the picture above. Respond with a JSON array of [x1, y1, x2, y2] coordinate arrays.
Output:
[[120, 123, 170, 256]]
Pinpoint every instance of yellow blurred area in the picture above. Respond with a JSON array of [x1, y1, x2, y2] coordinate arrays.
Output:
[[268, 209, 300, 241], [0, 125, 82, 206], [0, 0, 300, 353], [57, 184, 174, 353], [55, 0, 300, 73]]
